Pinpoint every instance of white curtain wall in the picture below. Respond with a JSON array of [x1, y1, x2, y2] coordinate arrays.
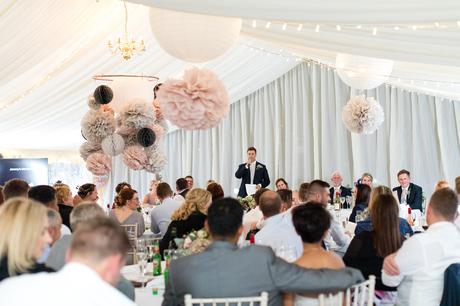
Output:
[[107, 62, 460, 203]]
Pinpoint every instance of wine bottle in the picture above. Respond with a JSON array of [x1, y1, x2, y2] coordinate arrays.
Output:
[[407, 207, 414, 226]]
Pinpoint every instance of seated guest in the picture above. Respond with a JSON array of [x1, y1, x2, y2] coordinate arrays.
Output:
[[150, 183, 182, 237], [382, 188, 460, 306], [206, 182, 224, 202], [2, 178, 30, 201], [76, 183, 99, 205], [143, 180, 159, 206], [255, 191, 302, 258], [0, 217, 136, 306], [355, 186, 413, 237], [297, 182, 310, 205], [0, 186, 4, 205], [160, 189, 212, 255], [29, 185, 71, 236], [349, 183, 371, 223], [277, 189, 293, 212], [206, 179, 216, 187], [292, 190, 300, 207], [109, 188, 145, 237], [242, 188, 269, 234], [435, 179, 449, 191], [329, 171, 352, 203], [112, 182, 132, 209], [360, 172, 373, 187], [0, 198, 53, 281], [275, 178, 289, 190], [173, 178, 189, 203], [185, 175, 194, 189], [392, 169, 423, 211], [162, 197, 364, 306], [54, 183, 73, 229], [344, 194, 402, 304], [36, 209, 62, 264], [46, 203, 135, 301], [284, 204, 345, 306]]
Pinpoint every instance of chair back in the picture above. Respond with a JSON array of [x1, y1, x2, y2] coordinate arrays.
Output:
[[184, 292, 268, 306], [318, 275, 375, 306], [121, 224, 138, 264], [440, 263, 460, 306]]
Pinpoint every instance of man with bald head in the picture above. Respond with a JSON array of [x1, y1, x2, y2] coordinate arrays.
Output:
[[255, 190, 303, 258]]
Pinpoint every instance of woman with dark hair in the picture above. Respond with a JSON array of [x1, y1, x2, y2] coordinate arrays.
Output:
[[275, 178, 289, 190], [109, 188, 144, 237], [276, 189, 293, 212], [284, 203, 344, 306], [349, 183, 371, 222], [75, 183, 98, 206], [343, 194, 402, 303], [206, 183, 224, 202]]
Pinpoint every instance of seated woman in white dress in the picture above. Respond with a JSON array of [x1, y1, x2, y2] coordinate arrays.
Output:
[[284, 203, 345, 306], [109, 188, 145, 237]]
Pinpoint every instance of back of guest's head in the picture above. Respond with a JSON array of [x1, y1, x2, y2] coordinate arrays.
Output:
[[292, 203, 331, 243], [253, 188, 269, 205], [156, 182, 173, 199], [28, 185, 57, 207], [277, 189, 293, 210], [259, 190, 282, 218], [355, 184, 372, 205], [115, 188, 137, 207], [69, 203, 105, 230], [0, 198, 49, 276], [172, 189, 212, 221], [307, 180, 330, 197], [206, 183, 224, 202], [3, 179, 30, 200], [369, 185, 392, 209], [207, 197, 243, 238], [455, 177, 460, 195], [77, 183, 96, 199], [371, 194, 401, 257], [54, 183, 71, 204], [206, 179, 216, 186], [429, 188, 458, 221], [115, 182, 131, 194], [47, 209, 62, 244], [176, 178, 188, 191], [298, 182, 310, 203], [70, 217, 130, 266], [434, 180, 449, 191]]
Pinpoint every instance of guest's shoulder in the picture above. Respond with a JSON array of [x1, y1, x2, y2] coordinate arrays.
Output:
[[392, 186, 399, 191], [411, 183, 422, 191]]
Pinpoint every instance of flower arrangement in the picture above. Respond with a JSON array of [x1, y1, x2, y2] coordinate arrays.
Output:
[[238, 195, 256, 211], [183, 229, 211, 254]]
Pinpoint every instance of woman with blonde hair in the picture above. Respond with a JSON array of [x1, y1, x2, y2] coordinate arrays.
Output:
[[160, 188, 212, 254], [434, 179, 449, 191], [0, 198, 53, 281], [54, 183, 73, 229]]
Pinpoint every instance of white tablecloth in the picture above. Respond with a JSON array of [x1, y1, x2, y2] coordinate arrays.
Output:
[[121, 263, 166, 306]]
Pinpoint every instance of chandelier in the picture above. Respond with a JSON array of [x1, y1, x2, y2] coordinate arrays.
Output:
[[108, 1, 145, 61]]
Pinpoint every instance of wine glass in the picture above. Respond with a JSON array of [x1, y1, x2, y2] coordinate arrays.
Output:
[[136, 238, 148, 288], [340, 197, 346, 209]]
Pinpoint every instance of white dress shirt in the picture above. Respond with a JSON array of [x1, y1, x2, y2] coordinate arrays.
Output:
[[150, 197, 182, 237], [382, 221, 460, 306], [255, 212, 303, 259], [246, 161, 256, 184], [0, 262, 135, 306]]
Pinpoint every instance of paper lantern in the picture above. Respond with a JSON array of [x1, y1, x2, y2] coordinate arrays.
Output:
[[149, 7, 242, 63], [137, 128, 156, 147], [336, 53, 394, 90], [110, 77, 155, 113], [93, 85, 113, 104], [101, 134, 125, 156]]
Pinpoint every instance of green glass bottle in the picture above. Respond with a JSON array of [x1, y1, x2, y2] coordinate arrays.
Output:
[[152, 240, 162, 276]]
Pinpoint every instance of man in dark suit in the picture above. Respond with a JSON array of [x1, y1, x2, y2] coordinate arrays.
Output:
[[392, 169, 424, 211], [329, 171, 352, 202], [235, 147, 270, 197], [162, 198, 364, 306]]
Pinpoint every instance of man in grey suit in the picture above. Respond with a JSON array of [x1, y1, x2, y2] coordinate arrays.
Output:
[[162, 198, 363, 306]]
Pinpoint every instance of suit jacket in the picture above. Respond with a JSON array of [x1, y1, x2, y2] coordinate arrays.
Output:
[[392, 183, 424, 211], [329, 186, 352, 202], [162, 241, 364, 306], [235, 161, 270, 197]]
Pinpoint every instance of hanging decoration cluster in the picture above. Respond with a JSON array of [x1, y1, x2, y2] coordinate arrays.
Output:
[[156, 67, 230, 130], [342, 95, 384, 134], [80, 82, 167, 175]]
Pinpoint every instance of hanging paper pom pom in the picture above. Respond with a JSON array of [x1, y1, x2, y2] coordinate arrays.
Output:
[[81, 110, 116, 143], [123, 146, 148, 170], [101, 134, 125, 156], [86, 152, 112, 175], [137, 128, 156, 147], [342, 95, 384, 134], [93, 85, 113, 105], [79, 142, 102, 161], [87, 95, 100, 110]]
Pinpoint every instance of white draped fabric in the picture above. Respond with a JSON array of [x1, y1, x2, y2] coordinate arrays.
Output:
[[106, 63, 460, 204]]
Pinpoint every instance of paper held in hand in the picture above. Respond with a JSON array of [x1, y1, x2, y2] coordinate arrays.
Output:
[[245, 184, 257, 196]]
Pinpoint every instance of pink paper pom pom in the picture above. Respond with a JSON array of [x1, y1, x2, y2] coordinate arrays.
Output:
[[157, 67, 230, 130], [86, 153, 112, 175], [123, 146, 147, 170]]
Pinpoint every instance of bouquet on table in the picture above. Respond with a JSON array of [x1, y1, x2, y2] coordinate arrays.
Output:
[[238, 195, 256, 211], [183, 229, 211, 254]]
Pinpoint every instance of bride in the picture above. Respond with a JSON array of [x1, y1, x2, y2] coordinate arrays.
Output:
[[284, 203, 345, 306]]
